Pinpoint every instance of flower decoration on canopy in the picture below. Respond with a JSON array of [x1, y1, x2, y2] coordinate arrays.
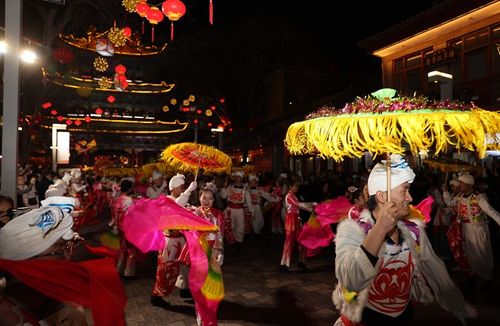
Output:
[[305, 89, 474, 120], [122, 0, 142, 12], [108, 27, 127, 47], [98, 77, 113, 89], [93, 57, 109, 72]]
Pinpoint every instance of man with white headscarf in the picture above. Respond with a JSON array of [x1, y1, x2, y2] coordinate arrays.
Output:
[[147, 170, 168, 199], [447, 172, 500, 284], [151, 173, 197, 307], [332, 154, 476, 326]]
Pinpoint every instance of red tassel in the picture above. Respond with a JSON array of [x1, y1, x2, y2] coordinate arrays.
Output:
[[170, 21, 174, 41], [151, 25, 155, 43], [141, 20, 144, 34], [209, 0, 214, 25]]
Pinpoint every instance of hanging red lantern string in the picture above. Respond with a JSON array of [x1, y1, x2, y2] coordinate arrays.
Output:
[[162, 0, 186, 41], [146, 7, 164, 42], [209, 0, 213, 25]]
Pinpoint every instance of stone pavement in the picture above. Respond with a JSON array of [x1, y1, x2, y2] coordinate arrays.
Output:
[[79, 221, 500, 326]]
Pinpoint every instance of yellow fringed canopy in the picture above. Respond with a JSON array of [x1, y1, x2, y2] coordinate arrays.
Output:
[[161, 142, 232, 174], [285, 94, 500, 161]]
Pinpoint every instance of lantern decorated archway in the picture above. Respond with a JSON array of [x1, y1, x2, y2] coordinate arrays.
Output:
[[162, 0, 186, 41]]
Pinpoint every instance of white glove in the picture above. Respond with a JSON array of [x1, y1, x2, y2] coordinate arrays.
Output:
[[216, 253, 224, 266], [187, 181, 197, 192]]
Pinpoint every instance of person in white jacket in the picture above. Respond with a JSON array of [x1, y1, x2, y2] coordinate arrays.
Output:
[[247, 174, 278, 235], [332, 154, 476, 326], [447, 173, 500, 283]]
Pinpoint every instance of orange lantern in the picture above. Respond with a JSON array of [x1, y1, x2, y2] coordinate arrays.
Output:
[[162, 0, 186, 41], [146, 7, 164, 42]]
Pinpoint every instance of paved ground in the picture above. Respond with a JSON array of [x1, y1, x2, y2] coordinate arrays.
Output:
[[79, 220, 500, 326]]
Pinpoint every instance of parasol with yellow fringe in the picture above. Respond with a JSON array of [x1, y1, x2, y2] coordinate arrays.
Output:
[[161, 142, 232, 174], [285, 88, 500, 162]]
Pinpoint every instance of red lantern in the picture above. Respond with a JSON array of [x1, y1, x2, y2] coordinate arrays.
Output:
[[50, 109, 58, 116], [107, 95, 116, 103], [122, 26, 132, 38], [193, 119, 198, 124], [41, 102, 52, 109], [136, 2, 150, 35], [146, 7, 164, 24], [146, 7, 164, 42], [52, 47, 74, 64], [162, 0, 186, 41], [219, 98, 225, 103], [74, 120, 82, 126], [115, 64, 127, 75], [65, 119, 73, 125], [57, 115, 64, 122], [85, 115, 92, 123], [95, 108, 103, 115]]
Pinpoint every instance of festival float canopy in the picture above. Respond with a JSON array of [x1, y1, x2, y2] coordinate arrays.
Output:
[[285, 88, 500, 161], [161, 142, 232, 174]]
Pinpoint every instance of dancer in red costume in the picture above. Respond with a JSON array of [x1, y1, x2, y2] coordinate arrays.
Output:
[[279, 180, 314, 272]]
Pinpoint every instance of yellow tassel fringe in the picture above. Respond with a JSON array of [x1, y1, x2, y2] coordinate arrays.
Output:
[[285, 109, 500, 161]]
